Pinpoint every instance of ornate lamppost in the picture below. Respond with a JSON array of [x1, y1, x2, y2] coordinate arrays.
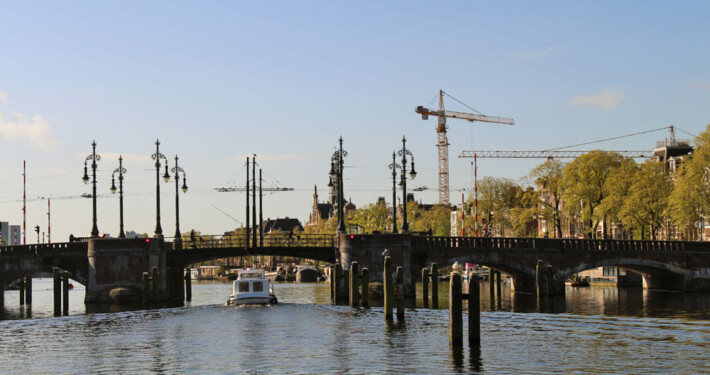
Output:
[[388, 152, 400, 233], [110, 156, 127, 238], [171, 155, 188, 247], [397, 136, 416, 232], [152, 139, 170, 237], [82, 141, 101, 238], [329, 137, 348, 233]]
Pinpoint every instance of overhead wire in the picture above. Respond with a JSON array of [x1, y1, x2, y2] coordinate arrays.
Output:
[[542, 126, 670, 151]]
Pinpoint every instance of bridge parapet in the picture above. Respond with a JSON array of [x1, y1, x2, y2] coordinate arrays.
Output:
[[0, 242, 86, 256], [412, 236, 710, 253], [167, 233, 335, 250]]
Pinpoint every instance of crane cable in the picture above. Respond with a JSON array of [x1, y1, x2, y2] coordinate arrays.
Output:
[[542, 126, 670, 151]]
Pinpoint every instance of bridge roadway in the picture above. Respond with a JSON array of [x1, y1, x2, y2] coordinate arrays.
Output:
[[2, 234, 709, 304]]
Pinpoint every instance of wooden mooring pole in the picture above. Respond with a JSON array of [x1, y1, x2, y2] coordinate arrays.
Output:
[[421, 267, 429, 308], [185, 268, 192, 302], [468, 272, 480, 346], [395, 266, 404, 319], [333, 263, 342, 304], [430, 263, 439, 309], [384, 256, 393, 321], [62, 273, 69, 315], [536, 260, 545, 297], [152, 266, 159, 301], [361, 267, 370, 308], [449, 272, 463, 346], [53, 268, 61, 316], [142, 272, 149, 303], [25, 275, 32, 305], [349, 261, 360, 308], [18, 277, 25, 305]]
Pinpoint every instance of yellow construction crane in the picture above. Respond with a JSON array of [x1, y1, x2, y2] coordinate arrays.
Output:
[[416, 90, 514, 205]]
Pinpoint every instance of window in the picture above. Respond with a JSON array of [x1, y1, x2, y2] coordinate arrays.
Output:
[[238, 282, 250, 292], [253, 281, 264, 292]]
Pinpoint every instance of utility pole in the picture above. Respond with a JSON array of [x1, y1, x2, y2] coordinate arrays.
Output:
[[245, 157, 250, 248]]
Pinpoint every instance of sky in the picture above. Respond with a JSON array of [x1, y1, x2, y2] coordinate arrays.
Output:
[[1, 1, 709, 243]]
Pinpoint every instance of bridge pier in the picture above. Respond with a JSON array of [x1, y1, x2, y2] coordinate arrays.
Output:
[[338, 233, 418, 297], [86, 238, 179, 304]]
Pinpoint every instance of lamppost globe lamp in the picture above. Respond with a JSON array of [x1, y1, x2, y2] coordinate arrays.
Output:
[[110, 177, 117, 194], [163, 165, 170, 183], [82, 162, 90, 184], [181, 177, 188, 193]]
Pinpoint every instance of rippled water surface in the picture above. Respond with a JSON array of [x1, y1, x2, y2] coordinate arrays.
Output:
[[2, 280, 709, 374]]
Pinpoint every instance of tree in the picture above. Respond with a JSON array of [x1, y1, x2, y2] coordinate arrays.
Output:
[[562, 150, 625, 238], [467, 177, 523, 236], [598, 158, 639, 237], [346, 202, 391, 233], [668, 124, 710, 235], [618, 160, 672, 239], [529, 159, 566, 237], [408, 202, 451, 236]]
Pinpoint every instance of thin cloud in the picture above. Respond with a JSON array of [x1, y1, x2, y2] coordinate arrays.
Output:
[[0, 89, 7, 103], [571, 91, 624, 110], [691, 80, 710, 90], [515, 46, 568, 61], [0, 110, 60, 151]]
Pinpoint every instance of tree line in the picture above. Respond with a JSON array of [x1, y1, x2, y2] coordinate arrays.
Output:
[[306, 124, 710, 240]]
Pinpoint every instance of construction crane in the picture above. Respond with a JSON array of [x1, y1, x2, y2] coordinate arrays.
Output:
[[416, 90, 514, 205]]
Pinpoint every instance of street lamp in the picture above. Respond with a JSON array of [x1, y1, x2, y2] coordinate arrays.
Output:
[[171, 155, 188, 246], [152, 139, 170, 237], [388, 152, 400, 233], [397, 136, 416, 232], [83, 140, 101, 237], [110, 156, 127, 238], [330, 137, 348, 233]]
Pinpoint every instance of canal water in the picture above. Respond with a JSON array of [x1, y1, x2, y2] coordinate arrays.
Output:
[[2, 279, 709, 374]]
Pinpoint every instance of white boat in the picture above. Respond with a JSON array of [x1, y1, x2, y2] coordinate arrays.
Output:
[[227, 269, 278, 305]]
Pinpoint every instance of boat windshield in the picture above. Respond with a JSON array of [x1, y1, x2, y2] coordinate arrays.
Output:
[[253, 281, 264, 292]]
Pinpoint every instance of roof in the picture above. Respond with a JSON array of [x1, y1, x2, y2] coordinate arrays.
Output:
[[262, 217, 304, 233]]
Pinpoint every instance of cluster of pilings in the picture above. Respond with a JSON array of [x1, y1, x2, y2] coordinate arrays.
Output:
[[330, 261, 373, 309]]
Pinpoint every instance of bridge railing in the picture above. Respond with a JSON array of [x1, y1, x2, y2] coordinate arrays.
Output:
[[0, 242, 85, 256], [412, 236, 709, 252], [169, 233, 335, 250]]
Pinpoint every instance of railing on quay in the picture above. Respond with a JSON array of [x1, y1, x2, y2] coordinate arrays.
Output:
[[411, 236, 710, 253], [168, 233, 336, 250]]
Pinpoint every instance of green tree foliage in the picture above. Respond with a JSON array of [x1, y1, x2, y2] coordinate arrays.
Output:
[[529, 159, 565, 237], [562, 150, 625, 238], [668, 124, 710, 232], [616, 160, 672, 239], [408, 202, 451, 236], [346, 202, 391, 233], [509, 186, 539, 237]]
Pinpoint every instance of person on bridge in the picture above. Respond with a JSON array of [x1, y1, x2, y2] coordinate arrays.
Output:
[[288, 229, 294, 244]]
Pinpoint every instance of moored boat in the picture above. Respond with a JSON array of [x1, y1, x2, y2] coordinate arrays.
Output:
[[296, 265, 321, 282], [227, 269, 278, 305]]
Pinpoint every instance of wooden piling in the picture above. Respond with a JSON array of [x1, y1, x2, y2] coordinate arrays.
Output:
[[19, 277, 25, 305], [142, 272, 150, 303], [535, 260, 545, 297], [349, 261, 360, 308], [468, 273, 480, 346], [360, 267, 370, 308], [495, 271, 502, 299], [431, 263, 439, 309], [62, 273, 69, 315], [334, 263, 342, 304], [343, 268, 350, 303], [421, 267, 429, 308], [152, 266, 159, 301], [384, 256, 393, 321], [0, 284, 4, 313], [53, 268, 61, 316], [185, 268, 192, 302], [449, 272, 463, 346], [330, 265, 335, 301], [489, 268, 495, 301], [395, 266, 404, 319], [546, 265, 554, 296], [25, 275, 32, 305]]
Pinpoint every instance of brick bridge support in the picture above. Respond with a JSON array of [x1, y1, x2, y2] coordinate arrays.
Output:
[[86, 238, 183, 304]]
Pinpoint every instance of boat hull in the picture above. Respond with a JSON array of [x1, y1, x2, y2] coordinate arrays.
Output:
[[227, 294, 278, 306]]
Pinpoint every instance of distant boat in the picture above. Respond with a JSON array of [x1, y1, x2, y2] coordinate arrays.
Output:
[[227, 269, 277, 306]]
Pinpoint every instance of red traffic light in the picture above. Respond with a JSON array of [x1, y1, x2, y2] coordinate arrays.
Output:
[[349, 235, 355, 239]]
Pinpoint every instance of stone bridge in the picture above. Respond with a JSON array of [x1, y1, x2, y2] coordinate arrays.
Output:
[[340, 234, 710, 295], [3, 233, 709, 306]]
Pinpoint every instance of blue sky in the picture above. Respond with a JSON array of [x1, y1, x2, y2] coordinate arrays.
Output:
[[1, 1, 709, 242]]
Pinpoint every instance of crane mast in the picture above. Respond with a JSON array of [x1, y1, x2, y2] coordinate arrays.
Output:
[[417, 90, 514, 205]]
